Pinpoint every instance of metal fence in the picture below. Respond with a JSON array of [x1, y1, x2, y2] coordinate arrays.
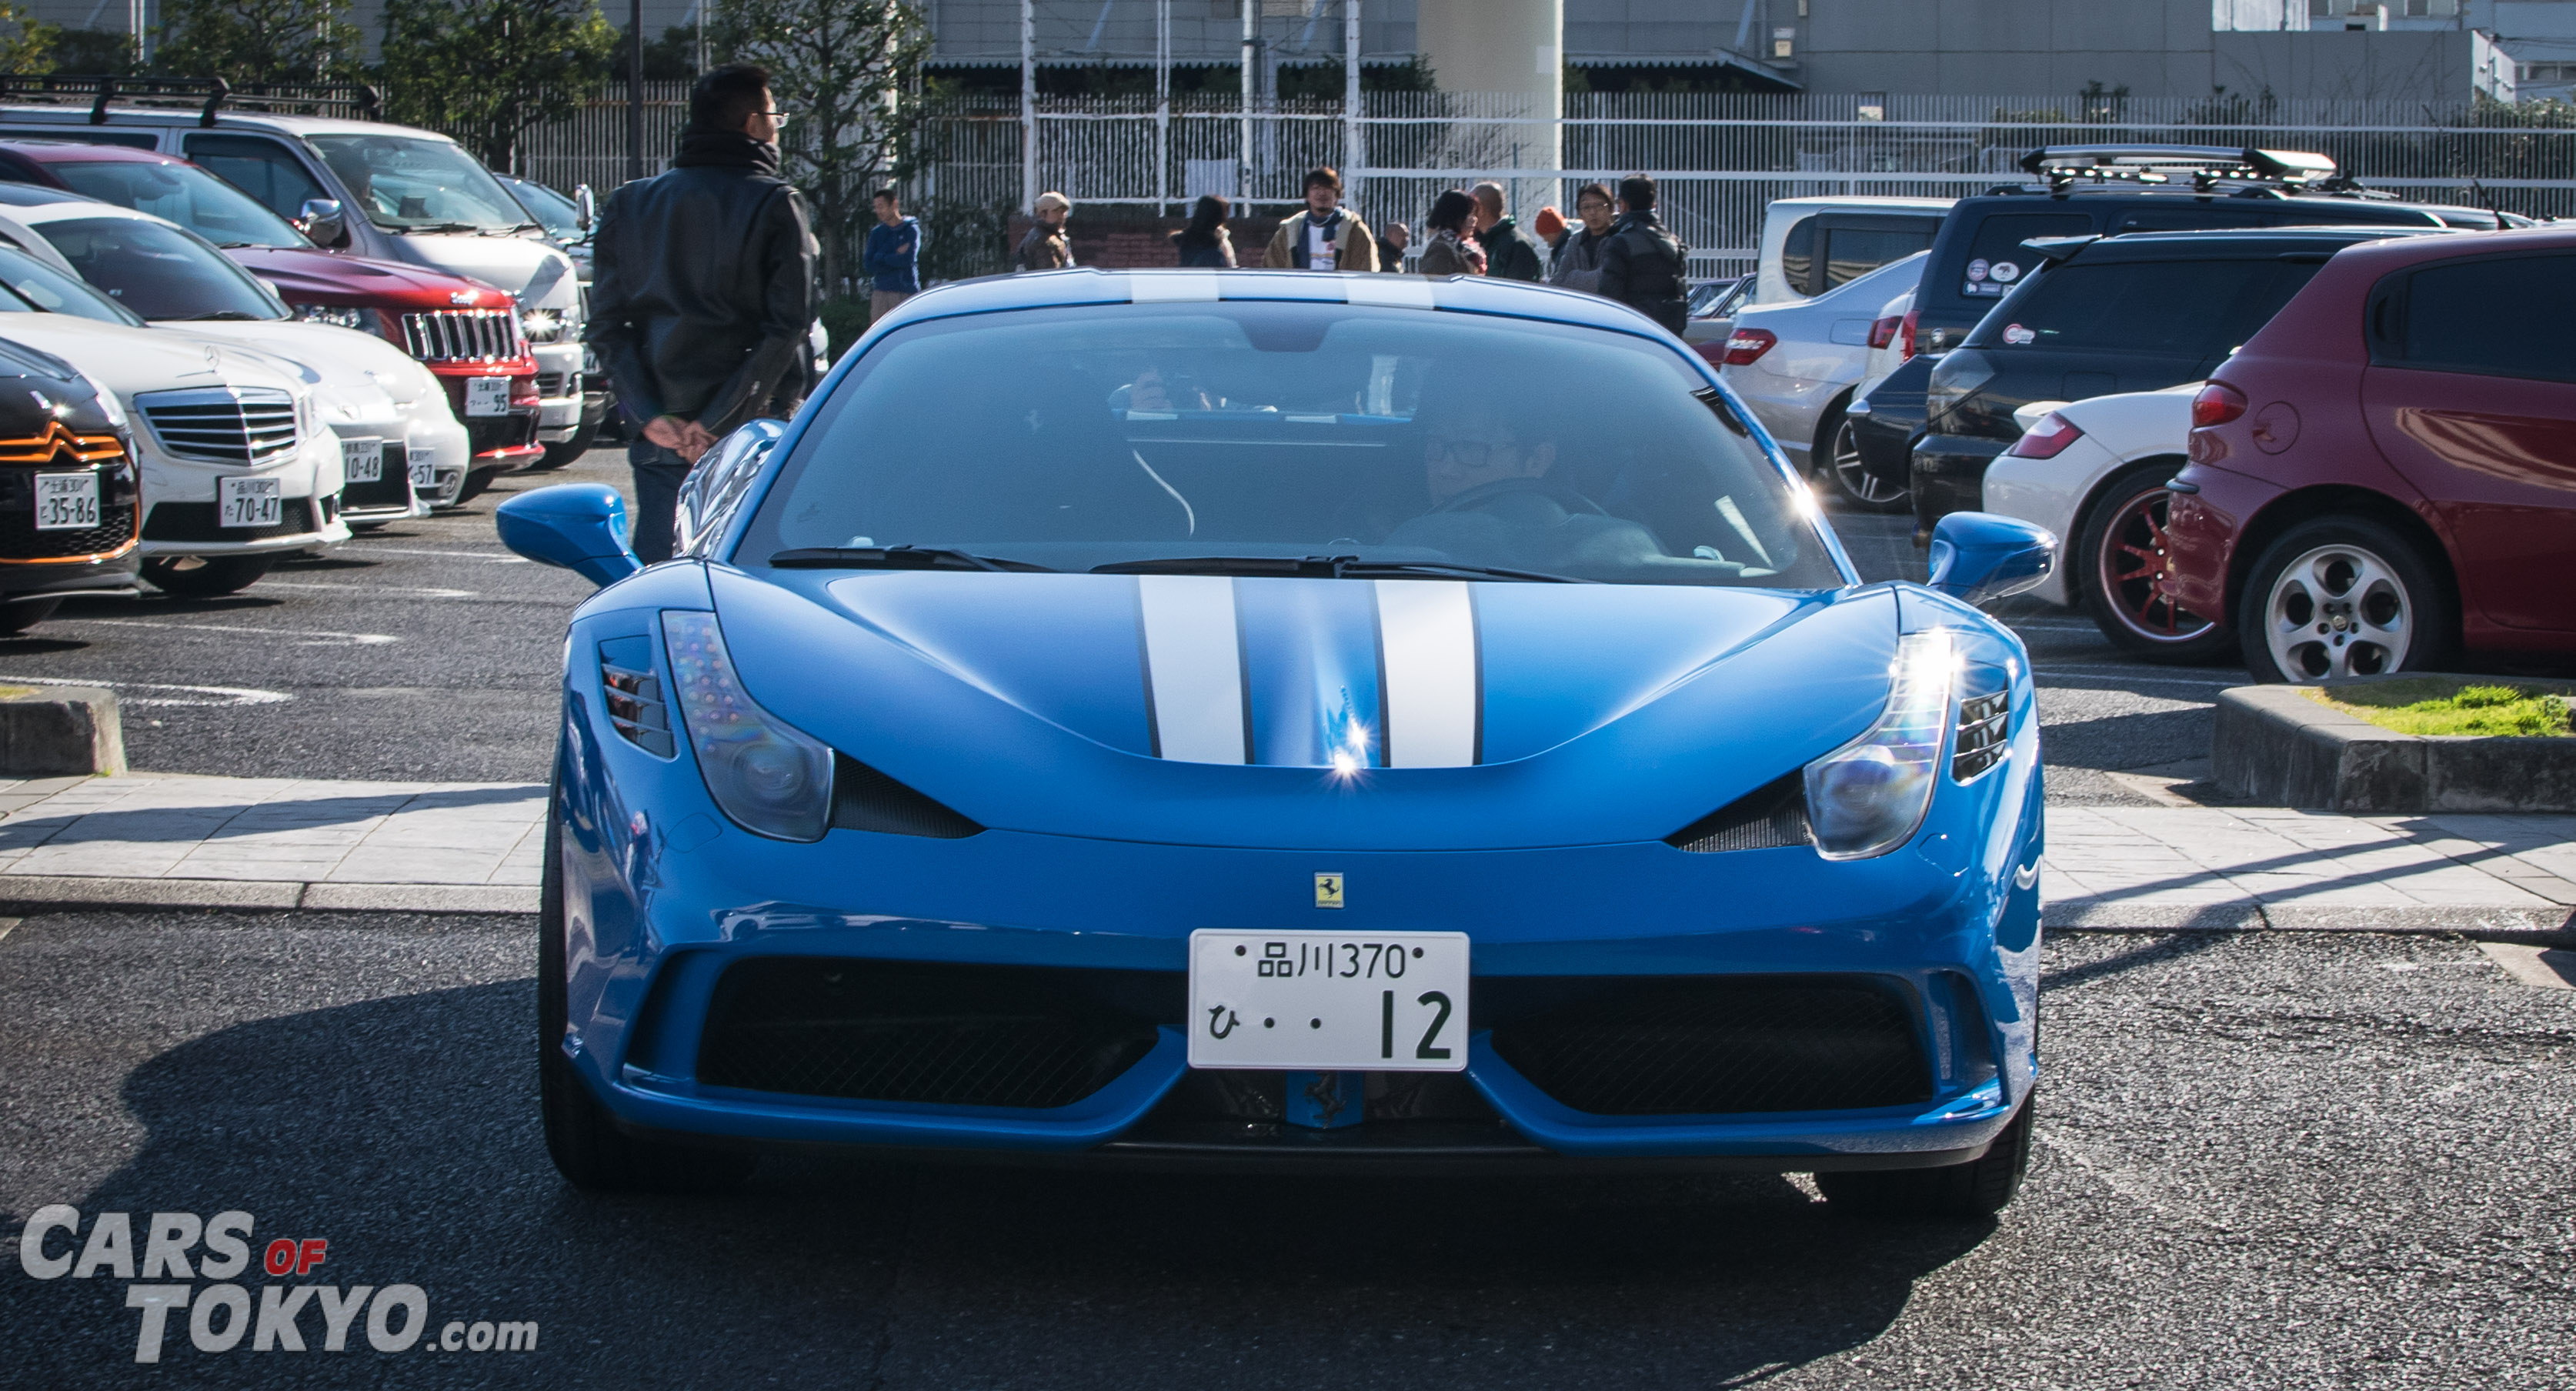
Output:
[[509, 86, 2576, 282], [513, 81, 694, 193]]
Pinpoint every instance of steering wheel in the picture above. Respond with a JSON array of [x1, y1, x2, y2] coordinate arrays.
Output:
[[1426, 476, 1609, 517]]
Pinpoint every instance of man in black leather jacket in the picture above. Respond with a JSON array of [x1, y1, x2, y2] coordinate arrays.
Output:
[[1597, 174, 1690, 335], [587, 63, 816, 562]]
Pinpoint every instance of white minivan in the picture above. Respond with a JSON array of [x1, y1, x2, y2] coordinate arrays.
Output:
[[0, 91, 590, 461], [1747, 196, 1952, 309]]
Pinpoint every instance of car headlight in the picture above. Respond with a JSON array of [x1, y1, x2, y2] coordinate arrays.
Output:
[[662, 610, 834, 841], [292, 302, 368, 332], [1804, 629, 1956, 860], [78, 371, 125, 429], [520, 307, 564, 342]]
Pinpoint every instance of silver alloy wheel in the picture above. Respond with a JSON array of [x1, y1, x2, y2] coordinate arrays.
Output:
[[2260, 542, 2415, 680], [1828, 419, 1907, 508]]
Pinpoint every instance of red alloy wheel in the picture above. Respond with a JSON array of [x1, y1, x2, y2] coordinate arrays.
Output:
[[2092, 485, 2216, 649]]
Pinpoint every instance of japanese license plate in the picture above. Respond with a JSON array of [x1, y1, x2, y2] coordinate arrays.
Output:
[[342, 436, 383, 483], [32, 471, 98, 531], [464, 376, 510, 418], [1188, 929, 1469, 1072], [218, 475, 282, 529], [409, 455, 436, 488]]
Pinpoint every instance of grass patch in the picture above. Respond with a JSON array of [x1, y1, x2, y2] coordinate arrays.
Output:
[[2307, 680, 2574, 737]]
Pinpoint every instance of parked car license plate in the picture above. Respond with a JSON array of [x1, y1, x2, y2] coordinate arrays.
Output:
[[342, 437, 383, 483], [465, 376, 510, 418], [409, 455, 436, 488], [32, 471, 98, 531], [218, 475, 283, 529], [1187, 929, 1468, 1072]]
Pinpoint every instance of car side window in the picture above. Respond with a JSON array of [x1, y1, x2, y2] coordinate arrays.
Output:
[[1820, 225, 1934, 292], [182, 134, 330, 222], [1945, 212, 2094, 305], [1979, 259, 2280, 355], [2374, 254, 2576, 384], [1780, 217, 1815, 295]]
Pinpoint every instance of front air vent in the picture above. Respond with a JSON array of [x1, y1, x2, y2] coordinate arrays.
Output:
[[135, 387, 298, 465], [1666, 770, 1810, 853], [1953, 691, 2009, 782], [832, 754, 983, 839], [596, 636, 673, 756]]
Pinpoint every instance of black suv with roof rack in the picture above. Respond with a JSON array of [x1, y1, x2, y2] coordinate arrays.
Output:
[[1842, 145, 2514, 525]]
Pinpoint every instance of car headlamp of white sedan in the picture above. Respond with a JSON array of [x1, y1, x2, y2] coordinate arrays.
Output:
[[1804, 629, 1955, 860], [662, 610, 834, 841]]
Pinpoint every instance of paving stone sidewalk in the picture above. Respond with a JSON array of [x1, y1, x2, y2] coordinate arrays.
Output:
[[0, 774, 2564, 929]]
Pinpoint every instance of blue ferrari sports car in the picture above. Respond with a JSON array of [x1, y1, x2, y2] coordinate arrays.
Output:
[[501, 268, 2055, 1216]]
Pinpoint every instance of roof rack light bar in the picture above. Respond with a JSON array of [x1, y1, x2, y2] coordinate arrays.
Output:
[[0, 74, 381, 127]]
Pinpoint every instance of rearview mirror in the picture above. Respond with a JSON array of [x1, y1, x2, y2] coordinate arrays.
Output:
[[1925, 512, 2056, 607], [573, 184, 596, 233], [295, 198, 346, 249], [496, 483, 642, 588]]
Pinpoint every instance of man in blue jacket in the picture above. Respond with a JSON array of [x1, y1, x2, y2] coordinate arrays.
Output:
[[863, 188, 921, 319]]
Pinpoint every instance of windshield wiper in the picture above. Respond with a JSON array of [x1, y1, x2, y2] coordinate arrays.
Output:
[[392, 221, 482, 235], [1092, 555, 1590, 583], [177, 310, 267, 321], [768, 545, 1053, 572]]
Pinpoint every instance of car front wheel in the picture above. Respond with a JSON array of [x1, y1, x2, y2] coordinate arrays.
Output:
[[2079, 466, 2232, 662], [2237, 516, 2452, 683], [1817, 412, 1909, 513]]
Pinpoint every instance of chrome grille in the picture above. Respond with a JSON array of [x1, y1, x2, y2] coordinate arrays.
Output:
[[134, 387, 299, 465], [399, 309, 525, 363], [536, 371, 575, 396]]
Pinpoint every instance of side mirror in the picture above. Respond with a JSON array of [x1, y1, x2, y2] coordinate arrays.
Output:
[[496, 483, 642, 588], [295, 198, 346, 249], [573, 184, 596, 233], [673, 419, 785, 558], [1926, 512, 2057, 607]]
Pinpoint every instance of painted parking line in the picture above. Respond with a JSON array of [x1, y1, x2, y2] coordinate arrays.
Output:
[[346, 546, 531, 564], [0, 674, 291, 707], [259, 581, 479, 599], [58, 618, 399, 646]]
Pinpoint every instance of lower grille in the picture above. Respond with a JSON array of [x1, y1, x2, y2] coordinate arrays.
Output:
[[342, 443, 411, 512], [142, 499, 318, 543], [466, 412, 536, 456], [696, 958, 1167, 1109], [1488, 976, 1931, 1116], [536, 371, 575, 396], [0, 465, 136, 559]]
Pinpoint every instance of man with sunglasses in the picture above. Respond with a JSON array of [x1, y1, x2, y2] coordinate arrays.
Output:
[[588, 62, 818, 562]]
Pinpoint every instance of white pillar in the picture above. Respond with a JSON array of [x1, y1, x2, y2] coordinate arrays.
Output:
[[1020, 0, 1037, 215], [1416, 0, 1561, 218], [1156, 0, 1171, 218], [1343, 0, 1363, 212], [1240, 0, 1255, 205]]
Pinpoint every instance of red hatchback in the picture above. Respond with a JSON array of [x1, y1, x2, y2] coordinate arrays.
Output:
[[2164, 226, 2576, 681]]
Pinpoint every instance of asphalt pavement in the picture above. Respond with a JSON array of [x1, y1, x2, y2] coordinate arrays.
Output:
[[0, 455, 2227, 804], [2, 911, 2571, 1388]]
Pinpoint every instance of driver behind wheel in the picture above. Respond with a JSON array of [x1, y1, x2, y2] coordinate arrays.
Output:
[[1383, 389, 1663, 571]]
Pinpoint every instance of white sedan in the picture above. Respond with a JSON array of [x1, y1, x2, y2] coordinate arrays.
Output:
[[1982, 382, 2230, 662], [1716, 251, 1924, 512]]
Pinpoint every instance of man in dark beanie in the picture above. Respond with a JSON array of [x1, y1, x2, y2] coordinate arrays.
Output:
[[587, 62, 816, 562]]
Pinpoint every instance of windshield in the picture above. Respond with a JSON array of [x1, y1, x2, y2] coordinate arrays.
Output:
[[746, 302, 1841, 589], [502, 176, 582, 240], [308, 135, 529, 233], [35, 215, 287, 321], [0, 244, 142, 325], [48, 160, 308, 249]]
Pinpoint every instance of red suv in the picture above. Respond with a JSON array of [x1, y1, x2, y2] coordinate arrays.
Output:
[[2164, 226, 2576, 681]]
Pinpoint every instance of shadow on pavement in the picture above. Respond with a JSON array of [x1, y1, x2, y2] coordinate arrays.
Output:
[[3, 976, 1998, 1388]]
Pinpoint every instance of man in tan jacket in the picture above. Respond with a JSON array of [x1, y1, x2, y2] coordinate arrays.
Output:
[[1262, 167, 1377, 272]]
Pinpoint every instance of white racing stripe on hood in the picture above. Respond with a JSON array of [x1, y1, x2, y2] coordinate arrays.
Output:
[[1375, 580, 1478, 768], [1138, 575, 1249, 763]]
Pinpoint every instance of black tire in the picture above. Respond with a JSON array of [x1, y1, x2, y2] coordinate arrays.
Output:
[[141, 554, 275, 598], [452, 468, 499, 504], [0, 596, 61, 634], [529, 419, 599, 472], [2077, 465, 2234, 663], [539, 793, 756, 1193], [2236, 515, 2454, 684], [1817, 1093, 2034, 1219], [1814, 409, 1910, 514]]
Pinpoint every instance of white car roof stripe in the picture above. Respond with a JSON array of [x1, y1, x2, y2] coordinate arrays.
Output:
[[1129, 272, 1221, 304], [1343, 276, 1436, 311]]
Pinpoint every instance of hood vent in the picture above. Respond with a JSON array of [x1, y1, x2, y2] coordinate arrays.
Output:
[[832, 754, 983, 839], [1666, 771, 1811, 854]]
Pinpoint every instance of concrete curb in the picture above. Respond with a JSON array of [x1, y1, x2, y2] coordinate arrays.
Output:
[[0, 685, 122, 777], [0, 876, 538, 915], [2212, 676, 2576, 812], [2046, 899, 2576, 938]]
